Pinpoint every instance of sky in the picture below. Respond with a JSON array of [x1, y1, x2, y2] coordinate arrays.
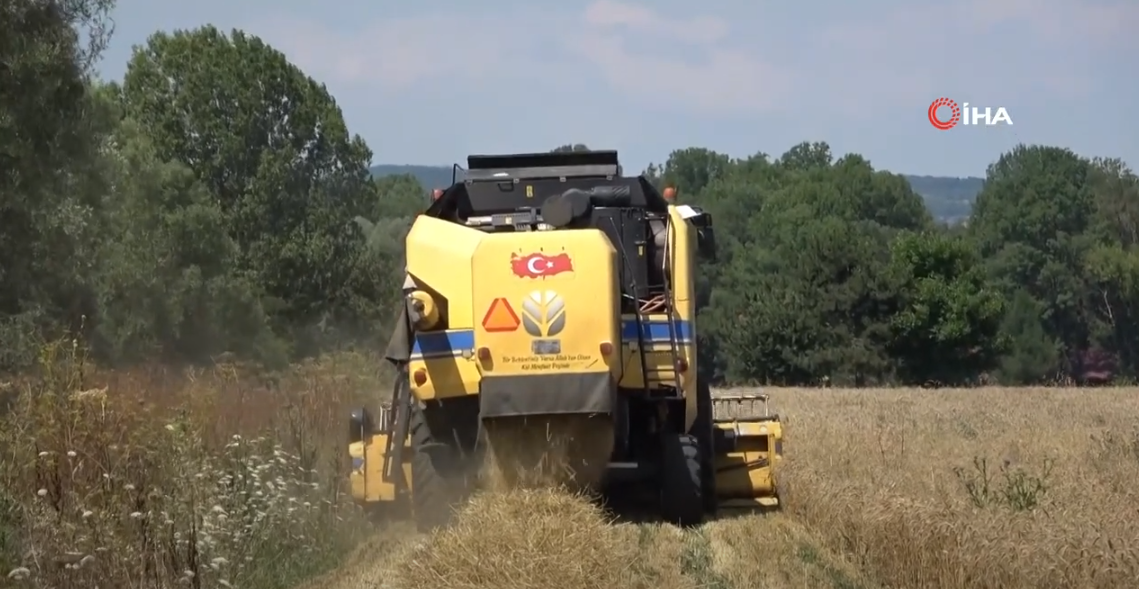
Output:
[[95, 0, 1138, 178]]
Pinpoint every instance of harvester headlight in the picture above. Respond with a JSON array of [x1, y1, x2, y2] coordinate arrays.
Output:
[[407, 291, 440, 330], [599, 341, 614, 356], [412, 369, 428, 386]]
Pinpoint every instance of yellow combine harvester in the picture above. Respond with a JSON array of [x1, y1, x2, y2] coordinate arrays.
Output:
[[347, 150, 783, 530]]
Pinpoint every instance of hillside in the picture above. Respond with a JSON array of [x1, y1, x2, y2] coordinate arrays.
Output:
[[369, 164, 984, 223]]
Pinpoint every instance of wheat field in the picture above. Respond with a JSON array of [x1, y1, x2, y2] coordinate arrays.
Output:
[[305, 386, 1139, 589], [2, 352, 1137, 589]]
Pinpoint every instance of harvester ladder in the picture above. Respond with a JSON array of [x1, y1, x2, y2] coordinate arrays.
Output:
[[641, 216, 684, 396], [606, 215, 682, 397]]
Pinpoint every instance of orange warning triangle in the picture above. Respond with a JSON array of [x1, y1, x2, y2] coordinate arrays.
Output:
[[481, 298, 520, 332]]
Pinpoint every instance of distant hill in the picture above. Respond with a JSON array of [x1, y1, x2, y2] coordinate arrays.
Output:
[[368, 164, 984, 224], [904, 175, 984, 224], [370, 165, 457, 191]]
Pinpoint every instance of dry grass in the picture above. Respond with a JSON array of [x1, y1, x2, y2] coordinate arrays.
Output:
[[764, 386, 1139, 589], [386, 487, 869, 589], [331, 487, 870, 589], [6, 349, 1138, 589], [0, 342, 388, 589], [323, 386, 1139, 589]]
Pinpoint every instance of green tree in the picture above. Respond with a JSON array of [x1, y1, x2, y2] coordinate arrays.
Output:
[[91, 111, 282, 366], [969, 145, 1099, 381], [659, 148, 734, 196], [120, 26, 381, 355], [551, 143, 591, 153], [699, 144, 930, 385], [886, 231, 1006, 384], [996, 290, 1060, 384], [0, 0, 117, 369]]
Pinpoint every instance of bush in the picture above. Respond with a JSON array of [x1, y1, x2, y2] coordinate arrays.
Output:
[[0, 342, 378, 588]]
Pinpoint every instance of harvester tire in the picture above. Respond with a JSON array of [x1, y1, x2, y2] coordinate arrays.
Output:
[[693, 381, 718, 515], [659, 433, 704, 527], [409, 403, 454, 533]]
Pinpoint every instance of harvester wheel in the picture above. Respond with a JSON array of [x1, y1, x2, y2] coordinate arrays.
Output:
[[409, 403, 454, 532], [659, 433, 704, 527], [693, 381, 718, 515]]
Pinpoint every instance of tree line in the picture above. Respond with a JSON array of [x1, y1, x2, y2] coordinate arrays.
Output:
[[3, 2, 1137, 386]]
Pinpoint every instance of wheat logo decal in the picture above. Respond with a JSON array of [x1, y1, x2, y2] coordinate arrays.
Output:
[[521, 290, 566, 337]]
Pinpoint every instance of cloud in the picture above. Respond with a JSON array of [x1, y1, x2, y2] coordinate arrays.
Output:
[[562, 32, 788, 114], [566, 1, 789, 114], [253, 13, 533, 90], [251, 1, 789, 115], [249, 0, 1130, 121], [581, 0, 729, 45], [811, 0, 1136, 108], [962, 0, 1138, 44]]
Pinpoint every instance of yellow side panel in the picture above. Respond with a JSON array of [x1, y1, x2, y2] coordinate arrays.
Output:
[[405, 216, 487, 330], [408, 329, 481, 400], [667, 205, 699, 432], [349, 434, 413, 503]]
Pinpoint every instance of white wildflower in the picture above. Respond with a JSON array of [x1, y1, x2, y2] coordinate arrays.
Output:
[[66, 450, 77, 457], [36, 489, 47, 497]]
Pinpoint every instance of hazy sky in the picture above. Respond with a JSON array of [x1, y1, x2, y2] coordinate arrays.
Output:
[[96, 0, 1137, 178]]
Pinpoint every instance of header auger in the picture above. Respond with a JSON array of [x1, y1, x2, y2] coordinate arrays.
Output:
[[347, 149, 783, 530]]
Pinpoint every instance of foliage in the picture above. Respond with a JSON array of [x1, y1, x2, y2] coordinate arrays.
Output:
[[1, 3, 1137, 388]]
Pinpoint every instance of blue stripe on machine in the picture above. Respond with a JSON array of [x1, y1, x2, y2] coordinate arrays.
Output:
[[409, 322, 689, 357], [621, 320, 692, 343], [412, 330, 475, 357]]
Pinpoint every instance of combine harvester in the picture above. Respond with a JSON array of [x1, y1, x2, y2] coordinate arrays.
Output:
[[347, 150, 783, 530]]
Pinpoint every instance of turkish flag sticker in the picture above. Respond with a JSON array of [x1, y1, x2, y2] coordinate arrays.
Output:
[[511, 252, 574, 279]]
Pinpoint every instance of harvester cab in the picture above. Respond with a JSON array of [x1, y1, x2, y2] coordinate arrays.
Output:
[[347, 149, 783, 530]]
